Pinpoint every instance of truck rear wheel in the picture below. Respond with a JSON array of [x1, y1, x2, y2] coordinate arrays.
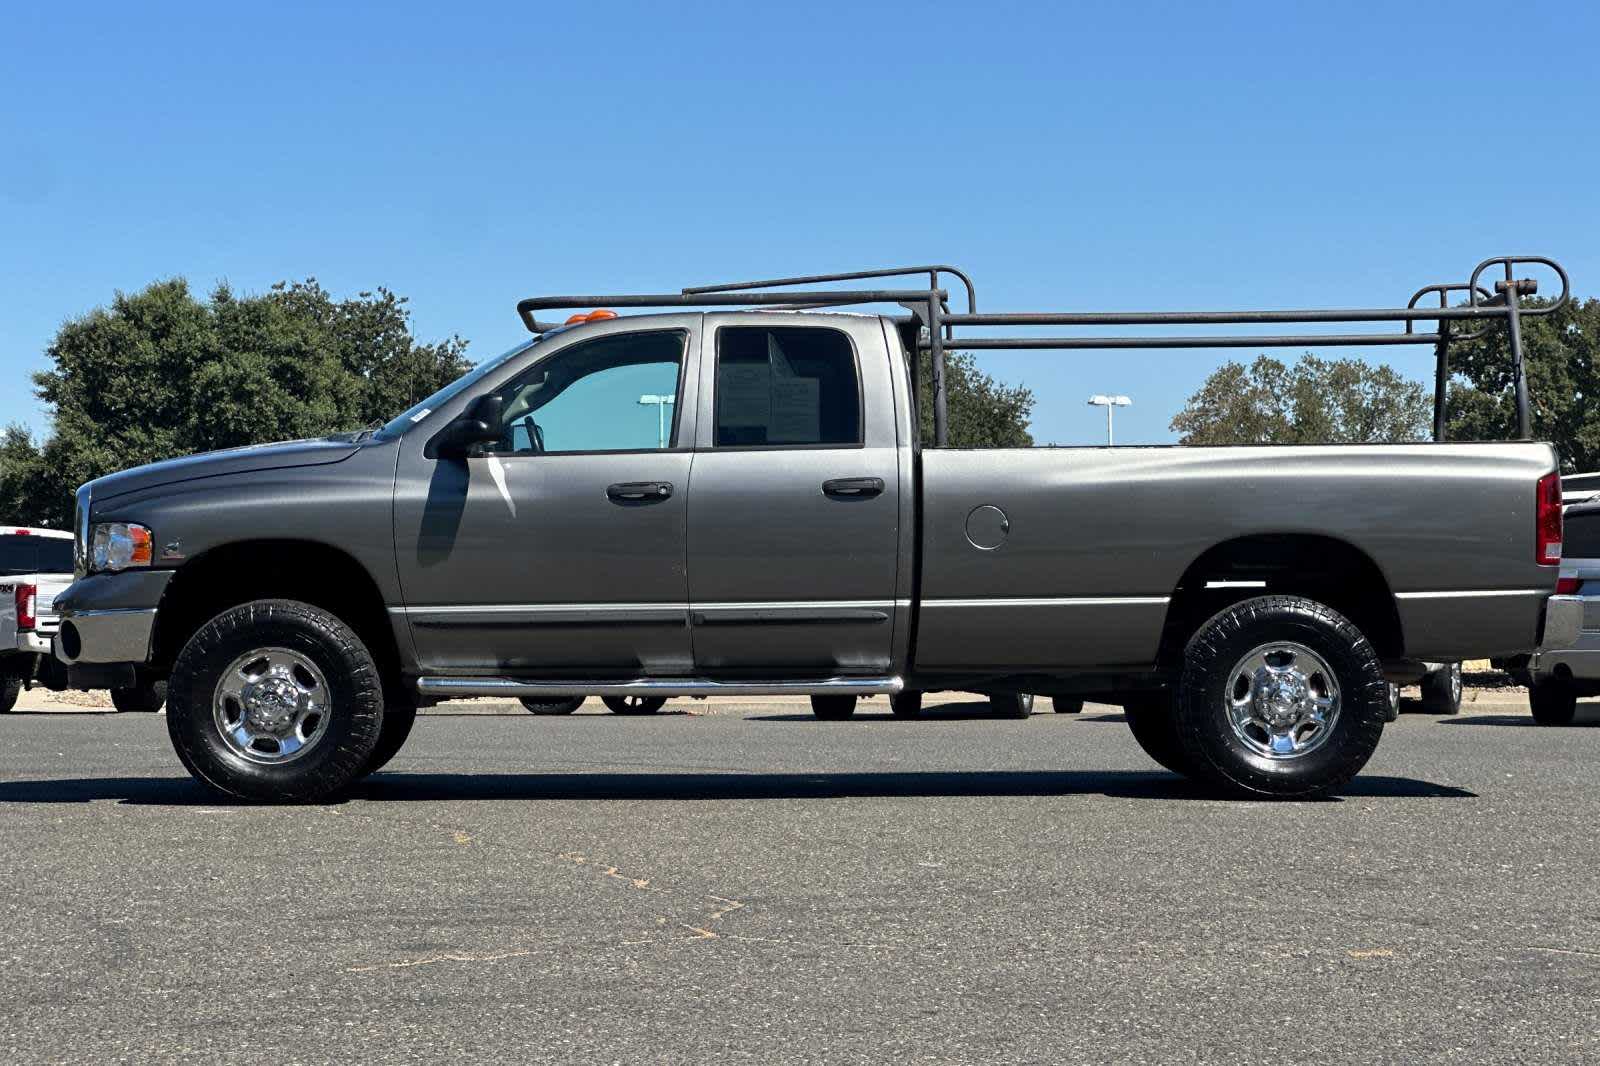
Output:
[[1176, 596, 1387, 799], [811, 695, 858, 719], [1123, 692, 1193, 777], [1419, 663, 1463, 715], [1529, 679, 1578, 726], [0, 678, 19, 713], [1051, 697, 1084, 714], [166, 599, 384, 802]]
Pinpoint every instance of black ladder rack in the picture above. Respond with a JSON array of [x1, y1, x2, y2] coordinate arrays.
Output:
[[517, 255, 1568, 446]]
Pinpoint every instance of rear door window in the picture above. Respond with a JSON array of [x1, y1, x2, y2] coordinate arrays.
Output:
[[714, 326, 861, 447]]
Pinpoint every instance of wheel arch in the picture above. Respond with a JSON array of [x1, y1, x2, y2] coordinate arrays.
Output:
[[150, 539, 409, 704], [1158, 533, 1405, 665]]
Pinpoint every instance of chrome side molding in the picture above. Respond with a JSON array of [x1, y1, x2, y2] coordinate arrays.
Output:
[[415, 676, 905, 698]]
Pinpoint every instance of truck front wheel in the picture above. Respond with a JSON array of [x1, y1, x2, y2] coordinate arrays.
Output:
[[811, 695, 858, 719], [520, 696, 585, 715], [1528, 679, 1578, 726], [362, 703, 417, 777], [1176, 596, 1387, 799], [111, 677, 168, 713], [166, 599, 384, 802], [603, 695, 667, 715], [1123, 692, 1193, 777], [991, 692, 1034, 719]]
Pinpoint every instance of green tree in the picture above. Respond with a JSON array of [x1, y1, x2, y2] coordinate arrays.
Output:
[[1170, 354, 1430, 445], [917, 349, 1035, 447], [1443, 297, 1599, 472], [0, 278, 470, 528]]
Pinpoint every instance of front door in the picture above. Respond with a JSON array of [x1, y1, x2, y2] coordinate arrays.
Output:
[[686, 316, 903, 675], [394, 320, 699, 676]]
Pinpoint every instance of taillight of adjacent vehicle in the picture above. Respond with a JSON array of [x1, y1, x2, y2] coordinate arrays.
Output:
[[1536, 472, 1563, 566], [14, 583, 36, 631]]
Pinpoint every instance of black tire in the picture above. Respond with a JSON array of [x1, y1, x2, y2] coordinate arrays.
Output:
[[1123, 692, 1194, 777], [1176, 596, 1388, 799], [890, 690, 923, 718], [1419, 663, 1463, 715], [602, 695, 667, 716], [811, 694, 858, 720], [363, 702, 417, 776], [112, 679, 168, 713], [166, 599, 384, 802], [1382, 682, 1401, 723], [1052, 696, 1084, 714], [1529, 679, 1578, 726], [519, 696, 585, 715], [0, 678, 19, 713], [992, 692, 1034, 719]]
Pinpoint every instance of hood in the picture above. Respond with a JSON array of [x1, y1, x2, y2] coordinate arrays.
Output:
[[87, 436, 365, 503]]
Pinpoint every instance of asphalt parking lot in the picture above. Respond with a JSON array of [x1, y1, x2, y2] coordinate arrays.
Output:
[[3, 695, 1598, 1065]]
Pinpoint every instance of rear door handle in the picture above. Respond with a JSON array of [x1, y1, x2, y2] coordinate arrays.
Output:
[[607, 481, 674, 502], [823, 477, 885, 499]]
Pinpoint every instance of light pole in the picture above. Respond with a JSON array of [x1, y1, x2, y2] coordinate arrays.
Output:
[[1086, 394, 1131, 445], [637, 394, 675, 448]]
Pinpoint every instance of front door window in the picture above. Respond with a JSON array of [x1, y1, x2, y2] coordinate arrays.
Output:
[[493, 330, 687, 454]]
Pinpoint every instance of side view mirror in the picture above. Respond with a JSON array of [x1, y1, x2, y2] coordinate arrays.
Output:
[[427, 393, 504, 460]]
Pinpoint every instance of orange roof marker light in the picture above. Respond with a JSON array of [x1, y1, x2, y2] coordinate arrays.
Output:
[[564, 310, 619, 325]]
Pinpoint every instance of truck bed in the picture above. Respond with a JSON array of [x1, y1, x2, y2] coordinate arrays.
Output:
[[915, 441, 1559, 674]]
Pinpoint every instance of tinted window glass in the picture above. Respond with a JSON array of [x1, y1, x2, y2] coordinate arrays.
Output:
[[0, 535, 74, 576], [715, 327, 860, 447], [493, 331, 686, 454]]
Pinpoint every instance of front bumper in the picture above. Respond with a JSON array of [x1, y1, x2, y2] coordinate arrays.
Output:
[[55, 608, 159, 665], [50, 570, 172, 667]]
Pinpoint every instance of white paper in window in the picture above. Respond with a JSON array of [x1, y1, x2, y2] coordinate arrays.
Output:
[[720, 362, 771, 428], [767, 334, 820, 442]]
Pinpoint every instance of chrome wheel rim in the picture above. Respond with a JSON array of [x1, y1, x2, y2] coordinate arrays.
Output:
[[212, 647, 331, 764], [1224, 642, 1341, 760], [1450, 663, 1463, 703]]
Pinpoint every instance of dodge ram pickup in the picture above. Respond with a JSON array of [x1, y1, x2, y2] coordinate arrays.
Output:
[[50, 257, 1582, 801]]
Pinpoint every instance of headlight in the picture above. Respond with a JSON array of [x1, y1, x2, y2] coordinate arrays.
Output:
[[88, 523, 154, 572]]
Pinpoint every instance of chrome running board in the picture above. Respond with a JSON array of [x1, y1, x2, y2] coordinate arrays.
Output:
[[416, 676, 904, 698]]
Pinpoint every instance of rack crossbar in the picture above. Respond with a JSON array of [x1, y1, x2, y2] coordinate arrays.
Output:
[[515, 254, 1568, 445]]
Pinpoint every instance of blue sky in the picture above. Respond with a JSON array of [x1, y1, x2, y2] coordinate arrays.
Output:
[[3, 1, 1596, 446]]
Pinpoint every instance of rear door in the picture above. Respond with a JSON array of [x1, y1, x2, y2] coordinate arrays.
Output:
[[685, 315, 903, 675]]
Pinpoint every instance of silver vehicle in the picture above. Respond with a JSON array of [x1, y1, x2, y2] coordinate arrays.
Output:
[[48, 257, 1580, 801], [0, 527, 74, 712], [1, 526, 167, 713], [1518, 498, 1600, 725]]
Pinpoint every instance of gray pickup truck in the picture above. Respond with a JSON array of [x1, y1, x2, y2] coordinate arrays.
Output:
[[50, 259, 1582, 802]]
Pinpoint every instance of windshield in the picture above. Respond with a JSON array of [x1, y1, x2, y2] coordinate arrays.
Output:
[[0, 534, 74, 576], [373, 337, 544, 440]]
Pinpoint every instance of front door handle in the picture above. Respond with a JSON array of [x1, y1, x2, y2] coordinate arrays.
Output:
[[822, 477, 885, 499], [607, 481, 674, 502]]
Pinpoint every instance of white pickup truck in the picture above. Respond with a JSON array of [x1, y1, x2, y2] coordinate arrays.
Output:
[[3, 526, 169, 713], [0, 527, 75, 712]]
